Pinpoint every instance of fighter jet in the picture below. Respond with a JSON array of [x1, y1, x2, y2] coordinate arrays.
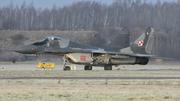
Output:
[[14, 27, 154, 70]]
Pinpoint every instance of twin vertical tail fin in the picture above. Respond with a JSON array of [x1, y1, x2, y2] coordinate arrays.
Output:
[[121, 27, 154, 54], [106, 27, 130, 51]]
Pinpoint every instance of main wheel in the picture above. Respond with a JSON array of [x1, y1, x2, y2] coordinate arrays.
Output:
[[63, 66, 71, 70], [104, 65, 112, 70], [84, 66, 92, 70]]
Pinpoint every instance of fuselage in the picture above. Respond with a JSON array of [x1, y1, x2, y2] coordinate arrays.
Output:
[[14, 36, 149, 67]]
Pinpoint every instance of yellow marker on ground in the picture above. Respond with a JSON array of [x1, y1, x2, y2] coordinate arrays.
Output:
[[38, 63, 55, 69]]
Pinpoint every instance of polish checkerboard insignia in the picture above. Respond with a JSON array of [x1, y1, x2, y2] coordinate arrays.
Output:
[[138, 40, 143, 47]]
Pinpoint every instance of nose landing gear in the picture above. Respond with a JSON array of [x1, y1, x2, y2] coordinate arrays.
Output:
[[63, 66, 71, 70], [63, 55, 71, 71]]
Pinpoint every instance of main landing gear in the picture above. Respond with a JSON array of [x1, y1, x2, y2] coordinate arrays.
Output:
[[104, 65, 112, 70], [84, 66, 92, 70], [84, 65, 112, 70]]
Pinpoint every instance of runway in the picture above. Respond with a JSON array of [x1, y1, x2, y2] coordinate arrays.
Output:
[[0, 77, 180, 79]]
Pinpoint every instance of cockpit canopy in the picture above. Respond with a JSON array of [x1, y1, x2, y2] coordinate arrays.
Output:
[[48, 36, 61, 41], [32, 36, 61, 46]]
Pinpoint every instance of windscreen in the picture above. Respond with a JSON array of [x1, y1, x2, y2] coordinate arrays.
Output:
[[32, 38, 49, 46]]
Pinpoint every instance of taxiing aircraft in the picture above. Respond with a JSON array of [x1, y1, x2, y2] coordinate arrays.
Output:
[[14, 27, 154, 70]]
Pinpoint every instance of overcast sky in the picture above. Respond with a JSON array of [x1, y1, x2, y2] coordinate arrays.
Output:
[[0, 0, 177, 9]]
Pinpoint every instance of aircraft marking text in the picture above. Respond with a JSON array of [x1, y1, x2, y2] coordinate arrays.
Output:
[[80, 55, 86, 61]]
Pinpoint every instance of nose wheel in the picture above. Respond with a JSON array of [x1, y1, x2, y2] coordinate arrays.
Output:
[[63, 66, 71, 70], [63, 55, 71, 71]]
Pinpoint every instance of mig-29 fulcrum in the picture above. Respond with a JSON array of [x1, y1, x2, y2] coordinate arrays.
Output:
[[14, 27, 155, 70]]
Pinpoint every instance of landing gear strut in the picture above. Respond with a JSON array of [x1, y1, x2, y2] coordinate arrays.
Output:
[[104, 65, 112, 70], [84, 66, 92, 70], [63, 55, 71, 71]]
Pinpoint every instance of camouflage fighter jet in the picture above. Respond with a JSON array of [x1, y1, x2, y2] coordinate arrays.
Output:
[[14, 27, 154, 70]]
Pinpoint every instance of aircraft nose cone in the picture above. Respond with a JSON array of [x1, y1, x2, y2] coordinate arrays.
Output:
[[13, 47, 26, 53], [14, 45, 37, 54]]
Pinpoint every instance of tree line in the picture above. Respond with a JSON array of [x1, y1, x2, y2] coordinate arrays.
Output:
[[0, 0, 180, 59], [0, 0, 180, 31]]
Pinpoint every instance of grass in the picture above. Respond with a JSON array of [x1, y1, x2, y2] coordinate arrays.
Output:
[[164, 96, 170, 99], [0, 70, 180, 77], [0, 79, 180, 101], [0, 63, 180, 100]]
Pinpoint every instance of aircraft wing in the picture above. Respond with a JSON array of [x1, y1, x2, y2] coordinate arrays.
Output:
[[46, 48, 155, 58], [44, 48, 99, 53]]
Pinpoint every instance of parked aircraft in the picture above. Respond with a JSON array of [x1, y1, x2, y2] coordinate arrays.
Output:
[[14, 27, 154, 70]]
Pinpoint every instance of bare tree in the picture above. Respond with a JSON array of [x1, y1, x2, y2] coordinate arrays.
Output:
[[1, 0, 180, 58]]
